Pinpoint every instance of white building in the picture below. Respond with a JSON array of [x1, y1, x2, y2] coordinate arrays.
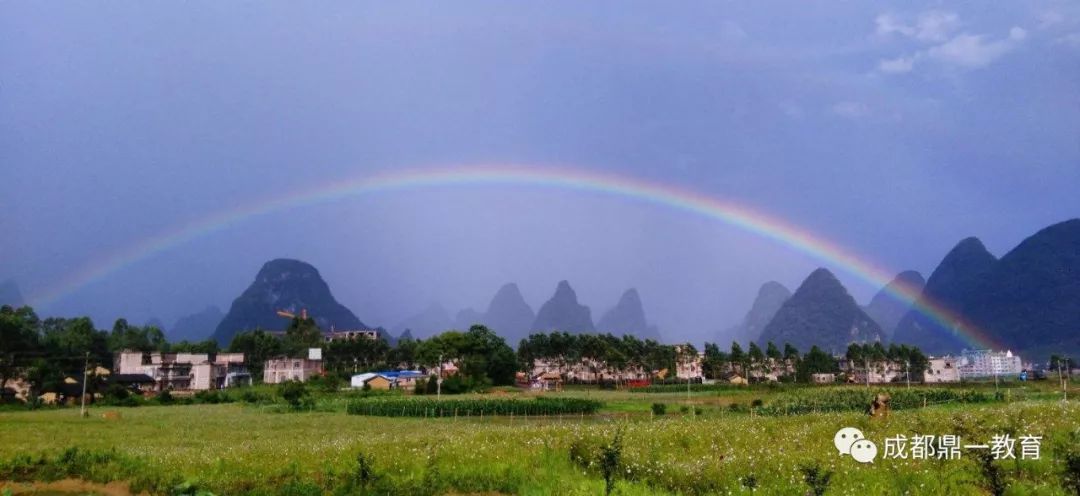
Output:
[[263, 357, 324, 384], [924, 356, 961, 383], [959, 349, 1023, 379], [114, 350, 249, 391]]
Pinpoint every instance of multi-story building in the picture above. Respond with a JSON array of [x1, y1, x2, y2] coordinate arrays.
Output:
[[323, 329, 380, 342], [674, 346, 703, 380], [263, 357, 324, 384], [839, 358, 904, 384], [924, 356, 961, 383], [959, 349, 1023, 379], [114, 350, 250, 391]]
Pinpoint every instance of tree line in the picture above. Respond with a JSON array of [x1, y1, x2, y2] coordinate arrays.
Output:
[[0, 305, 222, 400], [3, 303, 939, 402]]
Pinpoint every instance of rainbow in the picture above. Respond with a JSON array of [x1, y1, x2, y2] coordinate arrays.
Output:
[[27, 164, 999, 350]]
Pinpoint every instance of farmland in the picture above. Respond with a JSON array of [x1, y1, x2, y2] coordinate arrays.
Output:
[[0, 384, 1078, 495]]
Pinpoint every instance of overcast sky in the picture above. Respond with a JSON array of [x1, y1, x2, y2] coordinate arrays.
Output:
[[2, 1, 1078, 344]]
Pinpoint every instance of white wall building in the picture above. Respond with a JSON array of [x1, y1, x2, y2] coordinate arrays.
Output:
[[114, 351, 249, 391], [924, 356, 961, 383], [959, 349, 1023, 379]]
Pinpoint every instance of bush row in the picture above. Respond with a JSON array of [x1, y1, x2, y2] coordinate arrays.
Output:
[[757, 387, 992, 415], [345, 397, 602, 417]]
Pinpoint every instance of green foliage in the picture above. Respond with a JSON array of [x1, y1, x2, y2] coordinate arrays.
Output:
[[282, 317, 322, 357], [758, 387, 991, 415], [800, 462, 833, 496], [976, 450, 1008, 496], [600, 430, 623, 496], [108, 318, 167, 353], [156, 389, 174, 405], [345, 397, 602, 417], [1058, 438, 1080, 496], [417, 326, 517, 390], [351, 451, 378, 489], [796, 345, 840, 382], [228, 330, 282, 381], [651, 402, 667, 416], [278, 381, 311, 410], [1, 399, 1079, 495], [168, 339, 220, 354]]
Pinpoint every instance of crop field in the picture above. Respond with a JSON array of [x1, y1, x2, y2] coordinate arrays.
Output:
[[0, 385, 1078, 495]]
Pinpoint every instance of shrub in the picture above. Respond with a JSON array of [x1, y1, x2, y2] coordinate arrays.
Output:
[[651, 403, 667, 416], [976, 451, 1007, 496], [800, 462, 833, 496], [352, 451, 377, 489], [278, 381, 311, 410], [155, 389, 174, 405], [600, 431, 623, 496], [1056, 431, 1080, 495], [758, 387, 991, 416], [679, 405, 690, 414], [345, 397, 602, 417]]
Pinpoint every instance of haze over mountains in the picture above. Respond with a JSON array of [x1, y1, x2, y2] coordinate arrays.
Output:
[[893, 219, 1080, 360], [596, 288, 661, 341], [23, 219, 1071, 360], [723, 281, 791, 347], [531, 280, 596, 334], [863, 271, 925, 341], [170, 306, 225, 343], [0, 281, 24, 307], [727, 218, 1079, 361]]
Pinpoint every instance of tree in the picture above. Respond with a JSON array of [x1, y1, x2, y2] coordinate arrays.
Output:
[[783, 343, 800, 362], [282, 316, 322, 356], [747, 342, 765, 379], [0, 305, 41, 390], [278, 380, 310, 410], [796, 346, 839, 382], [701, 342, 729, 379], [765, 341, 781, 362], [108, 319, 167, 353], [170, 340, 220, 354], [229, 330, 283, 382], [730, 342, 746, 375]]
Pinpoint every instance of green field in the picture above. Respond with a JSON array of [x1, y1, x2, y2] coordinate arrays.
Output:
[[1, 384, 1078, 495]]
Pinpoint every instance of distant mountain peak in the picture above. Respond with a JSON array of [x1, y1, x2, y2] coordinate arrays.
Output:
[[597, 288, 660, 340], [532, 280, 594, 333], [724, 281, 791, 346], [865, 270, 925, 339], [170, 305, 224, 343], [393, 302, 452, 339], [0, 280, 24, 307], [212, 258, 365, 345], [483, 282, 536, 346], [759, 268, 883, 353]]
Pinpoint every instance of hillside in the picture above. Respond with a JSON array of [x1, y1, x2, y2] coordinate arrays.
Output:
[[212, 259, 365, 345], [758, 268, 883, 353]]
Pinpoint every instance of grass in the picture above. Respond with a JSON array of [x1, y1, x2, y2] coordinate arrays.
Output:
[[0, 384, 1077, 495]]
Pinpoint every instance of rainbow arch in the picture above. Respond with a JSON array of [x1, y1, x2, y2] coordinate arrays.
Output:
[[27, 164, 999, 350]]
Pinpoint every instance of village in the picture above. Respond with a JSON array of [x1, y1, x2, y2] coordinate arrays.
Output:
[[60, 332, 1033, 400]]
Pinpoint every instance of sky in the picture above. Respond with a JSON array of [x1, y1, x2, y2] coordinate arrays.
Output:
[[2, 1, 1078, 345]]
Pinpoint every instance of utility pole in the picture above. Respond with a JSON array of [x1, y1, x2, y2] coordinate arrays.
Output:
[[1061, 355, 1069, 402], [437, 353, 443, 400], [864, 358, 870, 388], [79, 352, 89, 418], [906, 360, 911, 389]]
